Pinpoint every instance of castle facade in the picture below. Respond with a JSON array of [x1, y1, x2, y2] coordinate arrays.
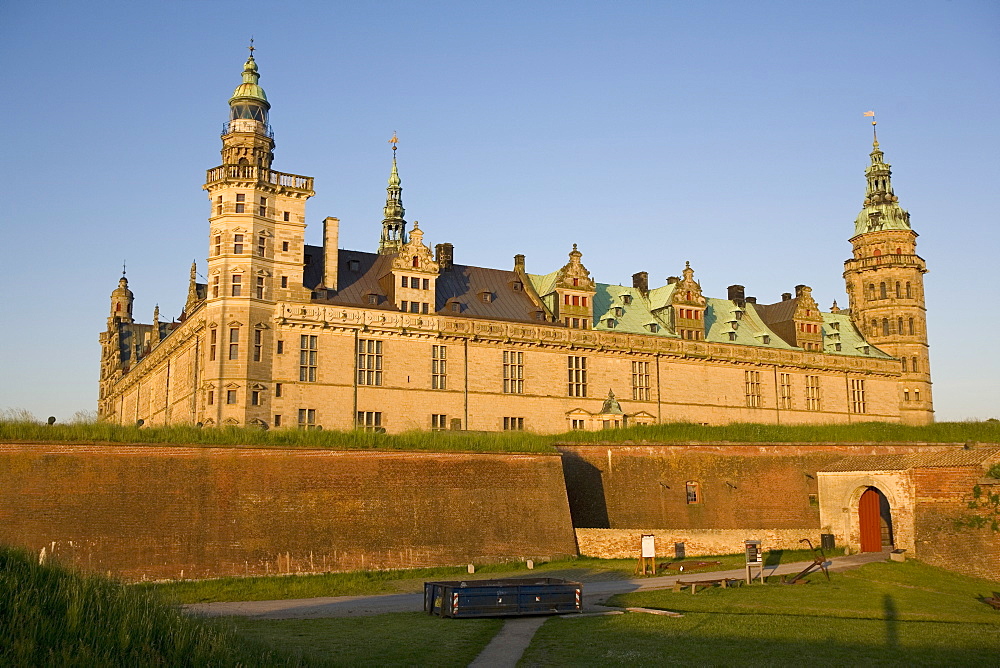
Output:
[[98, 53, 933, 431]]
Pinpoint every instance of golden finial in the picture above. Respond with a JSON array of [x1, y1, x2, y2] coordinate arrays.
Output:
[[389, 131, 399, 153]]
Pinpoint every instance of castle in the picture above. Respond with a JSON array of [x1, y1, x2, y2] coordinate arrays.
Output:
[[98, 52, 932, 431]]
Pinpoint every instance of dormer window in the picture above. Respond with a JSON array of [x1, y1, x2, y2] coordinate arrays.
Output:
[[367, 293, 378, 305], [348, 259, 360, 272], [734, 310, 743, 320], [762, 335, 770, 344], [830, 322, 840, 331], [613, 307, 624, 317], [622, 295, 632, 305], [512, 281, 522, 291], [450, 302, 461, 313], [606, 318, 616, 328], [863, 345, 870, 355], [647, 323, 659, 333], [480, 292, 493, 303], [728, 331, 737, 341]]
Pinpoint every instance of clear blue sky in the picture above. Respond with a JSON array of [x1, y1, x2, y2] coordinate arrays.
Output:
[[1, 1, 997, 421]]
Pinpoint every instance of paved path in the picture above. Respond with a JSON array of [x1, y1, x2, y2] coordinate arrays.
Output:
[[183, 552, 885, 620]]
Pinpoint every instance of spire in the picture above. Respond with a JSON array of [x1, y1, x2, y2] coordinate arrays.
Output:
[[378, 133, 407, 254], [853, 115, 911, 236], [185, 260, 200, 313], [228, 42, 270, 128]]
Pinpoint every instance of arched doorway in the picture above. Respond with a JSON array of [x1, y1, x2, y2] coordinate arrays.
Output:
[[859, 487, 894, 552]]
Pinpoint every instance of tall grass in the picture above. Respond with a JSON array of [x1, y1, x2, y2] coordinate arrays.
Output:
[[1, 416, 997, 453], [0, 545, 301, 666]]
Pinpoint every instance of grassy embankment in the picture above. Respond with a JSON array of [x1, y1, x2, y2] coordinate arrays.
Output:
[[1, 419, 998, 454], [521, 560, 1000, 666], [142, 548, 840, 604]]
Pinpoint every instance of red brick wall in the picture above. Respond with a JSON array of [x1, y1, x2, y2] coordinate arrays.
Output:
[[0, 444, 577, 581], [912, 467, 1000, 581], [557, 443, 957, 531]]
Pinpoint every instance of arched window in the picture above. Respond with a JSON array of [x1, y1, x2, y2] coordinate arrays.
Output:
[[868, 284, 876, 301], [914, 390, 920, 402], [115, 303, 121, 312], [870, 319, 877, 333], [912, 357, 918, 373], [412, 256, 419, 268], [902, 357, 908, 372], [895, 282, 901, 298], [897, 317, 904, 334], [903, 389, 909, 401], [908, 318, 914, 335], [882, 318, 889, 336], [906, 282, 912, 299], [685, 481, 701, 504], [873, 248, 881, 257], [879, 282, 887, 299], [895, 247, 902, 254]]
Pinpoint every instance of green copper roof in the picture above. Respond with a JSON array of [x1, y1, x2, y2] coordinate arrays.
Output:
[[704, 299, 796, 350], [854, 139, 910, 236], [592, 284, 677, 337], [821, 312, 894, 359], [229, 56, 269, 107]]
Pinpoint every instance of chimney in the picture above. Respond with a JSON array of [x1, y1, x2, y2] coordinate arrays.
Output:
[[323, 217, 339, 292], [782, 292, 792, 301], [435, 243, 454, 271], [795, 284, 809, 298], [667, 276, 680, 285], [745, 296, 757, 304], [632, 271, 648, 296], [727, 284, 745, 306], [514, 254, 526, 273]]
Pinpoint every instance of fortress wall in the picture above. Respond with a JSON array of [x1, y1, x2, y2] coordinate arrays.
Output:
[[0, 443, 577, 581], [556, 443, 957, 532], [576, 528, 825, 559]]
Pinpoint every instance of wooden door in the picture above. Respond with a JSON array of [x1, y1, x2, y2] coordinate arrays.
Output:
[[859, 488, 882, 552]]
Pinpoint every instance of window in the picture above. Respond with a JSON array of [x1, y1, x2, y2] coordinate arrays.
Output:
[[868, 284, 876, 301], [571, 419, 586, 430], [298, 408, 318, 430], [236, 193, 245, 202], [299, 335, 317, 382], [914, 389, 920, 402], [908, 318, 914, 335], [251, 390, 260, 406], [503, 350, 524, 394], [895, 282, 901, 298], [850, 379, 866, 414], [481, 292, 492, 303], [258, 196, 267, 216], [503, 417, 525, 431], [686, 481, 701, 504], [432, 345, 447, 389], [214, 235, 221, 256], [632, 361, 650, 401], [275, 382, 282, 397], [745, 370, 761, 408], [450, 302, 460, 313], [410, 302, 420, 314], [422, 278, 429, 290], [412, 256, 419, 268], [228, 327, 239, 360], [431, 414, 448, 431], [897, 317, 904, 335], [401, 300, 408, 312], [283, 211, 291, 221], [356, 411, 382, 431], [235, 202, 245, 213], [216, 196, 222, 216], [282, 241, 289, 251], [212, 276, 219, 298], [572, 295, 579, 306], [622, 295, 631, 305], [912, 357, 918, 373], [762, 335, 770, 344], [805, 375, 821, 411], [274, 414, 281, 426], [256, 276, 265, 299], [226, 390, 237, 404], [348, 259, 360, 271], [253, 329, 263, 362], [779, 373, 792, 409], [231, 274, 242, 297], [257, 235, 266, 257], [882, 318, 889, 336], [367, 294, 378, 305], [277, 340, 284, 354], [903, 389, 910, 402], [906, 282, 912, 299], [422, 303, 429, 314], [901, 357, 908, 372], [234, 234, 244, 254], [401, 276, 408, 288], [357, 339, 383, 386], [207, 390, 214, 405], [568, 356, 587, 397], [209, 328, 217, 361]]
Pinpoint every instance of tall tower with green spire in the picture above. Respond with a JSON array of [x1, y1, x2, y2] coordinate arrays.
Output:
[[843, 121, 932, 425], [378, 134, 407, 254]]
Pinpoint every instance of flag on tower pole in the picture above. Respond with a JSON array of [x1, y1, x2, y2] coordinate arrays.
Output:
[[863, 111, 875, 117]]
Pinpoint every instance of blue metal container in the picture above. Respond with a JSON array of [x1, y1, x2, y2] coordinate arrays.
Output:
[[423, 577, 583, 618]]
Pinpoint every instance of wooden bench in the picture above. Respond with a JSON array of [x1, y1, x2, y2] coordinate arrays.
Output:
[[673, 578, 743, 594]]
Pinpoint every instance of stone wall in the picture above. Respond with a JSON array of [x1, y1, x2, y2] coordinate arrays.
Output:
[[576, 528, 826, 559], [0, 443, 577, 581]]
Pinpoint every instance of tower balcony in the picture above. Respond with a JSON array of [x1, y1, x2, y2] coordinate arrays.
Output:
[[844, 253, 926, 273], [222, 120, 274, 138], [205, 164, 314, 195]]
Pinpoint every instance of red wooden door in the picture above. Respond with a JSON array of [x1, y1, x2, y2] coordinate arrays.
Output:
[[859, 488, 882, 552]]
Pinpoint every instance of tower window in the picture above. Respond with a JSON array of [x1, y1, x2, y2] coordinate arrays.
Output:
[[257, 236, 266, 257], [283, 211, 290, 222], [259, 197, 267, 216], [236, 193, 245, 202], [253, 328, 263, 361], [251, 391, 260, 406], [912, 357, 918, 373], [895, 282, 901, 298], [882, 318, 889, 336], [275, 383, 282, 397], [212, 276, 220, 298], [868, 284, 876, 301], [209, 328, 217, 361], [227, 390, 237, 405], [879, 282, 887, 299], [281, 276, 288, 288], [214, 235, 221, 256], [282, 241, 289, 252], [906, 282, 912, 299], [234, 234, 244, 254], [256, 275, 264, 299], [231, 274, 242, 297], [908, 317, 914, 335], [902, 357, 907, 372], [897, 317, 904, 335]]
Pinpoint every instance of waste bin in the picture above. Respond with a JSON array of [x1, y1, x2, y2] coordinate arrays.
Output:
[[820, 533, 836, 551], [424, 578, 582, 618]]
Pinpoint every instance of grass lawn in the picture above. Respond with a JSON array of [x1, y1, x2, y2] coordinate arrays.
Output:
[[140, 549, 837, 604], [522, 561, 1000, 666], [229, 612, 503, 667]]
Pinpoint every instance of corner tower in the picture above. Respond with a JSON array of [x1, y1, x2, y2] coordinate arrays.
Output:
[[843, 123, 932, 424]]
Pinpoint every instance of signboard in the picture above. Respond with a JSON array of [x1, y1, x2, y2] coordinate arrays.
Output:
[[744, 539, 764, 584], [641, 534, 656, 558]]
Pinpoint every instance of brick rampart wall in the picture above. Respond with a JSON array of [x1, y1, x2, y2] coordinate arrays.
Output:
[[576, 528, 825, 559], [556, 442, 955, 531], [911, 467, 1000, 581], [0, 443, 577, 581]]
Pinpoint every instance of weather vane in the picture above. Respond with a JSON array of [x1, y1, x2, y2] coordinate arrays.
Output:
[[863, 110, 877, 142], [248, 37, 255, 57], [389, 131, 399, 154]]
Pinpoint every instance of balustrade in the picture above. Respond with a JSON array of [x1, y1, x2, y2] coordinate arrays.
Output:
[[205, 164, 314, 193]]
